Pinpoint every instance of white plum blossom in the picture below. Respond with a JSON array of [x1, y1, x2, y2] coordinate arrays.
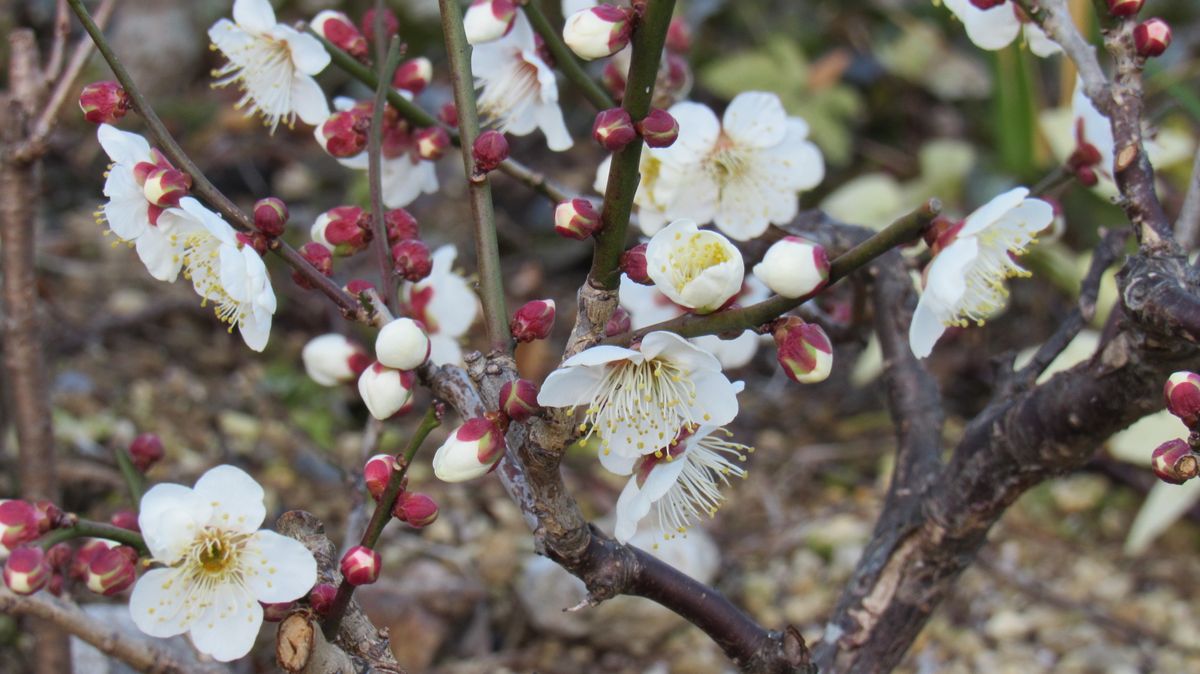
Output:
[[604, 424, 751, 543], [645, 219, 745, 314], [941, 0, 1060, 57], [537, 331, 741, 458], [909, 187, 1054, 359], [401, 245, 478, 366], [472, 13, 573, 151], [302, 334, 364, 386], [159, 198, 277, 352], [208, 0, 331, 132], [129, 465, 317, 662], [325, 98, 439, 209]]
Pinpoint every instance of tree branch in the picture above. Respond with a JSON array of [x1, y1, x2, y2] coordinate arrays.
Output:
[[1175, 150, 1200, 250], [367, 32, 402, 314]]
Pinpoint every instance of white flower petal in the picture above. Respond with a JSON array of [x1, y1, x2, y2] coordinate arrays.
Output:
[[138, 484, 211, 563], [280, 28, 331, 75], [129, 567, 192, 638], [232, 0, 276, 34], [687, 369, 741, 428], [639, 331, 721, 373], [614, 477, 650, 543], [97, 125, 152, 166], [909, 292, 948, 359], [599, 448, 640, 475], [289, 72, 331, 125], [135, 227, 184, 282], [640, 454, 689, 502], [192, 464, 266, 533], [659, 102, 720, 164], [960, 187, 1030, 237], [242, 530, 317, 603], [722, 92, 787, 149], [187, 583, 262, 662], [537, 366, 606, 407]]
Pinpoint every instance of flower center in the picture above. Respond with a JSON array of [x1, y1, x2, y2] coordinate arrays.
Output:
[[710, 134, 749, 180], [652, 429, 752, 540], [667, 232, 731, 288], [186, 529, 250, 581], [577, 356, 704, 455]]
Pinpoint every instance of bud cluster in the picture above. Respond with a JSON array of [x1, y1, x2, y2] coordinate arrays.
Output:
[[361, 453, 441, 528], [1146, 371, 1200, 485]]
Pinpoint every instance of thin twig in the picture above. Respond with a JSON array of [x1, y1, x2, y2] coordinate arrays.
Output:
[[43, 0, 71, 82], [111, 443, 145, 504], [1013, 0, 1110, 112], [367, 33, 403, 314], [522, 1, 615, 110], [1176, 150, 1200, 250]]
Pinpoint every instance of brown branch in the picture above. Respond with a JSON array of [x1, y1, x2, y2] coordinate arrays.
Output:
[[1176, 150, 1200, 250], [367, 31, 402, 314]]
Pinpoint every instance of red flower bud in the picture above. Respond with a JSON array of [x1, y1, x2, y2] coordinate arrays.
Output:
[[414, 126, 451, 161], [110, 510, 140, 532], [71, 539, 116, 580], [84, 545, 137, 596], [253, 197, 288, 238], [308, 583, 337, 615], [1134, 18, 1171, 58], [363, 453, 399, 502], [511, 300, 556, 342], [361, 8, 399, 44], [32, 501, 66, 534], [312, 10, 368, 61], [4, 547, 50, 595], [439, 102, 459, 128], [316, 108, 370, 158], [46, 543, 72, 571], [1165, 371, 1200, 428], [312, 206, 373, 257], [0, 500, 40, 549], [473, 130, 509, 174], [432, 417, 507, 481], [391, 239, 433, 282], [605, 306, 632, 337], [636, 108, 679, 148], [294, 242, 334, 289], [500, 379, 539, 422], [774, 317, 833, 384], [384, 208, 420, 243], [340, 545, 382, 586], [1106, 0, 1144, 17], [554, 198, 602, 240], [1151, 438, 1199, 485], [392, 57, 433, 95], [620, 243, 651, 285], [665, 17, 692, 53], [592, 108, 637, 151], [141, 167, 191, 208], [393, 492, 439, 527], [79, 81, 130, 125]]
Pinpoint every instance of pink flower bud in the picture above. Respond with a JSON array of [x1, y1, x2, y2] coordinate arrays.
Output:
[[500, 379, 539, 422], [1165, 371, 1200, 428], [4, 547, 50, 595], [432, 417, 506, 482], [605, 306, 632, 336], [45, 543, 72, 571], [1106, 0, 1144, 16], [665, 17, 692, 53], [636, 108, 679, 148], [511, 300, 556, 342], [312, 10, 368, 61], [602, 61, 626, 101], [473, 130, 509, 174], [391, 239, 433, 282], [315, 108, 370, 158], [1134, 18, 1171, 57], [393, 492, 439, 527], [0, 500, 40, 550], [262, 601, 294, 622], [71, 539, 117, 580], [753, 237, 830, 299], [464, 0, 517, 45], [414, 127, 450, 161], [439, 102, 459, 128], [303, 334, 368, 386], [294, 242, 334, 289], [110, 510, 139, 532], [309, 583, 337, 615], [392, 57, 433, 95], [774, 317, 833, 384], [358, 363, 417, 420], [968, 0, 1005, 8], [593, 108, 637, 151], [1151, 438, 1199, 485], [32, 501, 66, 534], [84, 546, 137, 596], [554, 198, 602, 240], [363, 453, 399, 501], [340, 545, 381, 586], [361, 8, 399, 44], [141, 167, 191, 208], [563, 5, 632, 60], [236, 231, 270, 256], [312, 206, 372, 257], [79, 81, 129, 125], [620, 243, 651, 285], [253, 197, 288, 238], [376, 317, 431, 370], [385, 208, 420, 243]]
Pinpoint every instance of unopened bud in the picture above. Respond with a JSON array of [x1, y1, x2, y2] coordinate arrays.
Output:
[[376, 317, 431, 370], [753, 237, 830, 299], [593, 108, 637, 151], [414, 127, 450, 161], [774, 317, 833, 384], [1151, 438, 1199, 485], [294, 242, 334, 289], [393, 492, 439, 527], [473, 130, 509, 174], [303, 334, 369, 387], [1106, 0, 1144, 16], [3, 547, 50, 595], [432, 417, 506, 482], [393, 57, 433, 95], [554, 198, 602, 240], [315, 108, 370, 158], [605, 306, 632, 336], [312, 206, 372, 257], [968, 0, 1006, 8], [563, 5, 632, 60], [32, 501, 66, 534], [439, 102, 459, 127], [620, 243, 651, 285], [79, 81, 130, 125], [84, 546, 137, 596], [1075, 166, 1099, 187], [1165, 371, 1200, 428], [71, 539, 117, 580], [665, 17, 692, 53], [602, 61, 626, 101], [358, 363, 417, 420], [0, 501, 40, 550], [45, 544, 72, 571], [253, 197, 288, 237], [363, 453, 399, 501], [391, 239, 433, 282], [262, 601, 294, 622], [312, 10, 368, 60], [361, 8, 399, 44], [511, 300, 555, 342], [110, 510, 139, 532], [309, 583, 337, 615], [500, 379, 539, 422], [464, 0, 517, 45], [141, 167, 191, 208], [636, 108, 679, 148], [385, 208, 420, 243], [1134, 18, 1171, 58], [340, 545, 382, 586]]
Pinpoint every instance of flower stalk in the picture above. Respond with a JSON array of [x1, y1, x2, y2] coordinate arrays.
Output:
[[38, 520, 148, 556], [111, 444, 145, 504]]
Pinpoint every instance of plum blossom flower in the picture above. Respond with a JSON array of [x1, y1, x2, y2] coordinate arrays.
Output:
[[603, 425, 751, 543], [472, 13, 572, 151], [645, 219, 744, 314], [401, 245, 478, 366], [129, 465, 317, 662], [909, 187, 1054, 358], [941, 0, 1060, 57], [160, 198, 277, 352], [208, 0, 331, 133], [537, 331, 741, 458], [320, 98, 439, 208]]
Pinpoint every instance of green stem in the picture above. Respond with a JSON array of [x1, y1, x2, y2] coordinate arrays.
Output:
[[522, 1, 615, 110], [437, 0, 510, 352], [40, 520, 148, 556], [313, 29, 572, 204], [65, 0, 364, 320], [614, 200, 943, 344], [588, 0, 676, 291], [111, 447, 144, 504], [322, 406, 441, 638], [368, 35, 403, 314]]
